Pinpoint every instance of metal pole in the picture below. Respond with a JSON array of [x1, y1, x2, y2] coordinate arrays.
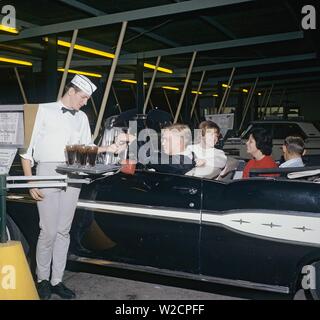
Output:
[[149, 97, 155, 109], [90, 96, 98, 117], [14, 68, 28, 104], [218, 67, 235, 114], [57, 29, 78, 100], [263, 84, 274, 116], [221, 79, 234, 114], [260, 89, 268, 107], [143, 56, 161, 114], [265, 84, 274, 107], [93, 21, 128, 140], [277, 89, 286, 114], [112, 86, 122, 113], [194, 108, 200, 125], [136, 58, 145, 114], [190, 70, 206, 118], [174, 51, 197, 123], [0, 175, 7, 243], [239, 77, 259, 131], [163, 89, 174, 118]]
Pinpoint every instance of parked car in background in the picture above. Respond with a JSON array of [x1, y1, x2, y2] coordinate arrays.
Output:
[[223, 120, 320, 160]]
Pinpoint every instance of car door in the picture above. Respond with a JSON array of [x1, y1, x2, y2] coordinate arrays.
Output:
[[76, 170, 202, 274], [199, 178, 320, 293]]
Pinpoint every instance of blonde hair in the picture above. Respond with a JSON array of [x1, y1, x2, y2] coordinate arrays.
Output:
[[162, 123, 192, 146]]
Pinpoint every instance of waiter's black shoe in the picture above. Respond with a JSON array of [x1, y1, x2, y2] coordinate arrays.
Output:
[[37, 280, 51, 300], [51, 282, 76, 299]]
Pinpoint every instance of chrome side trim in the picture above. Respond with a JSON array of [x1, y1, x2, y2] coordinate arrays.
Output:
[[77, 200, 200, 223], [69, 255, 290, 294]]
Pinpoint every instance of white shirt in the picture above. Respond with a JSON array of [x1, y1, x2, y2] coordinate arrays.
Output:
[[186, 144, 227, 178], [279, 157, 304, 168], [20, 101, 91, 167]]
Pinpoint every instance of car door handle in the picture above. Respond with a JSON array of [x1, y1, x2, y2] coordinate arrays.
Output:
[[173, 187, 198, 195]]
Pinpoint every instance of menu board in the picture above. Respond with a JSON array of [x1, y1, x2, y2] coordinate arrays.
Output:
[[0, 105, 24, 174], [0, 148, 17, 174], [0, 105, 24, 148]]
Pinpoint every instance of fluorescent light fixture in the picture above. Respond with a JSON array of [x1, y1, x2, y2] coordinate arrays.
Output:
[[212, 94, 219, 97], [191, 90, 202, 95], [222, 83, 231, 88], [121, 79, 147, 86], [58, 68, 102, 78], [162, 86, 179, 91], [0, 56, 32, 66], [45, 38, 174, 75], [144, 63, 173, 74], [44, 38, 115, 59], [0, 24, 19, 34], [242, 89, 249, 93]]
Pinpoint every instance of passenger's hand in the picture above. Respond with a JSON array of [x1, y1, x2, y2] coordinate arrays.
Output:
[[115, 133, 129, 145], [106, 143, 119, 154], [115, 133, 136, 145], [196, 159, 206, 167], [29, 188, 44, 201]]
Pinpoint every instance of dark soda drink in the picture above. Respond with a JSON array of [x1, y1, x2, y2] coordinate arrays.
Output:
[[76, 144, 88, 166], [86, 145, 98, 167], [65, 144, 77, 165]]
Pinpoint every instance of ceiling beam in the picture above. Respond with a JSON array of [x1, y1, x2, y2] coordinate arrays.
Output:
[[57, 0, 180, 47], [172, 0, 237, 39], [207, 65, 320, 83], [0, 0, 254, 42], [112, 64, 320, 84], [62, 32, 306, 68], [200, 16, 237, 39], [149, 77, 320, 93], [174, 53, 317, 75], [64, 52, 315, 77], [58, 0, 106, 16], [121, 31, 304, 59]]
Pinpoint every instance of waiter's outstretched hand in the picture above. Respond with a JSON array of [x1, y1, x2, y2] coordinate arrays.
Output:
[[29, 188, 44, 201]]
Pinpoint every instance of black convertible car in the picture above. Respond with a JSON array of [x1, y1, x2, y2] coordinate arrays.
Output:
[[6, 165, 320, 300]]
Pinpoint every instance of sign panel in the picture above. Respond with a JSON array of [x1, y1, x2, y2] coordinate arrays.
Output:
[[205, 113, 234, 138], [0, 105, 24, 148], [0, 148, 17, 174]]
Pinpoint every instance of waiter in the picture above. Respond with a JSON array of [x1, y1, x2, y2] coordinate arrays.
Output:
[[20, 74, 97, 300]]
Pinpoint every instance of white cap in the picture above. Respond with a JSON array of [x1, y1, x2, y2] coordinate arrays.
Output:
[[70, 74, 97, 96]]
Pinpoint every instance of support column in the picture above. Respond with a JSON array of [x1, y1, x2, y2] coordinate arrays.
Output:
[[190, 70, 206, 118], [183, 81, 192, 125], [0, 175, 6, 243], [143, 56, 160, 114], [235, 93, 244, 131], [14, 68, 28, 104], [174, 51, 197, 123], [136, 58, 144, 115], [93, 21, 127, 141], [57, 29, 78, 100], [43, 35, 58, 101]]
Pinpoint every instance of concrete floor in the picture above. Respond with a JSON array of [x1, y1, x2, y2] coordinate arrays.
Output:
[[50, 270, 307, 300], [51, 271, 244, 300]]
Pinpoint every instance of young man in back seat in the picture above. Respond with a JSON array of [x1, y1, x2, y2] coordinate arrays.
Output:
[[279, 136, 305, 168], [186, 121, 227, 178]]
